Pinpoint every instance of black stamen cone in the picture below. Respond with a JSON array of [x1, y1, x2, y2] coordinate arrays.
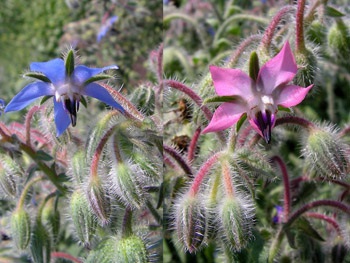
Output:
[[64, 99, 77, 127], [255, 111, 272, 144]]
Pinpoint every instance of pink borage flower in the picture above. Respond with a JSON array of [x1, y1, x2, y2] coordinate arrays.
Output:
[[202, 42, 313, 143]]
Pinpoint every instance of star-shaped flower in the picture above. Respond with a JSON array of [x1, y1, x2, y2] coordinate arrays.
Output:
[[202, 42, 313, 143], [5, 50, 124, 136]]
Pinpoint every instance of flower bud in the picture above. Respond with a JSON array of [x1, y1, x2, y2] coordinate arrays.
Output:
[[327, 19, 350, 63], [110, 163, 145, 209], [0, 167, 16, 197], [70, 189, 97, 246], [294, 48, 317, 87], [86, 235, 148, 263], [115, 235, 148, 263], [219, 196, 254, 251], [42, 199, 60, 245], [303, 126, 349, 178], [234, 147, 275, 179], [87, 177, 111, 225], [11, 209, 31, 249], [70, 150, 87, 184], [174, 194, 207, 253], [130, 84, 155, 116], [30, 222, 51, 263]]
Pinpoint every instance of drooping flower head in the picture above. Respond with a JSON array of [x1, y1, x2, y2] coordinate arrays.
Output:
[[5, 49, 124, 136], [203, 42, 313, 143]]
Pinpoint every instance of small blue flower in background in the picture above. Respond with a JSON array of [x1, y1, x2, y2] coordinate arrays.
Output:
[[97, 15, 118, 43], [273, 205, 284, 224], [5, 49, 124, 136], [0, 99, 5, 115]]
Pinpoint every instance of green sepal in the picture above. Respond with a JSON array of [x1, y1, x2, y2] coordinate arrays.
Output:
[[249, 51, 260, 82], [35, 150, 53, 161], [277, 105, 292, 113], [236, 113, 247, 132], [325, 6, 345, 17], [65, 49, 75, 76], [25, 72, 51, 83], [84, 74, 114, 85], [204, 95, 239, 104], [295, 217, 325, 242], [40, 96, 53, 105], [80, 96, 87, 108]]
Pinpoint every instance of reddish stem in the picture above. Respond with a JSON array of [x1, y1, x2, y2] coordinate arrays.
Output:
[[51, 252, 82, 263], [225, 34, 262, 68], [275, 116, 315, 129], [296, 0, 306, 53], [164, 145, 193, 177], [260, 6, 294, 53], [187, 127, 201, 163], [286, 200, 350, 227], [189, 152, 222, 196], [272, 156, 291, 221], [305, 212, 342, 236], [90, 126, 116, 178], [222, 161, 234, 196]]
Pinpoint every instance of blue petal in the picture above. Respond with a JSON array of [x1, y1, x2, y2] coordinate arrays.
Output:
[[73, 65, 118, 84], [30, 58, 66, 86], [54, 100, 71, 137], [5, 82, 54, 112], [83, 83, 124, 113]]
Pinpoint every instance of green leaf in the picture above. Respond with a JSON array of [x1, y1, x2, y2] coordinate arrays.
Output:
[[40, 96, 53, 105], [65, 49, 75, 76], [80, 96, 87, 108], [325, 6, 345, 17], [84, 74, 114, 85], [295, 217, 325, 242], [277, 105, 292, 113], [285, 228, 297, 249], [25, 72, 51, 83], [236, 113, 247, 132], [204, 95, 239, 104], [35, 150, 53, 161], [249, 51, 260, 81]]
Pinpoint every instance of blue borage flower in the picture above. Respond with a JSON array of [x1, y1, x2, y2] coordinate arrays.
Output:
[[97, 15, 118, 43], [5, 49, 124, 136]]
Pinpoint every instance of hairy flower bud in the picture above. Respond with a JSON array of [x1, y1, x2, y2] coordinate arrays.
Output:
[[327, 19, 350, 63], [0, 166, 16, 197], [30, 222, 51, 263], [87, 177, 111, 225], [219, 195, 254, 251], [303, 126, 349, 178], [70, 189, 97, 246], [0, 155, 21, 197], [109, 163, 145, 209], [42, 199, 60, 245], [11, 209, 31, 249], [294, 48, 317, 87], [70, 150, 87, 184], [86, 235, 148, 263], [174, 194, 207, 253]]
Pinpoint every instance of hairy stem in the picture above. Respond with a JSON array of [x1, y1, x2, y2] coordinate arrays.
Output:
[[164, 145, 193, 177], [272, 156, 291, 222]]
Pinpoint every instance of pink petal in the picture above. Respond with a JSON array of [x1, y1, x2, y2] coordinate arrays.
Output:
[[209, 65, 253, 98], [248, 118, 264, 138], [274, 84, 313, 107], [257, 42, 297, 94], [202, 102, 248, 133]]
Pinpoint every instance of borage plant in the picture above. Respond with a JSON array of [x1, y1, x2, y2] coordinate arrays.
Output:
[[164, 0, 350, 262], [0, 46, 163, 262]]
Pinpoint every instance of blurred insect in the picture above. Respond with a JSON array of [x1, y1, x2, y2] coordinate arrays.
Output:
[[172, 135, 191, 153]]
